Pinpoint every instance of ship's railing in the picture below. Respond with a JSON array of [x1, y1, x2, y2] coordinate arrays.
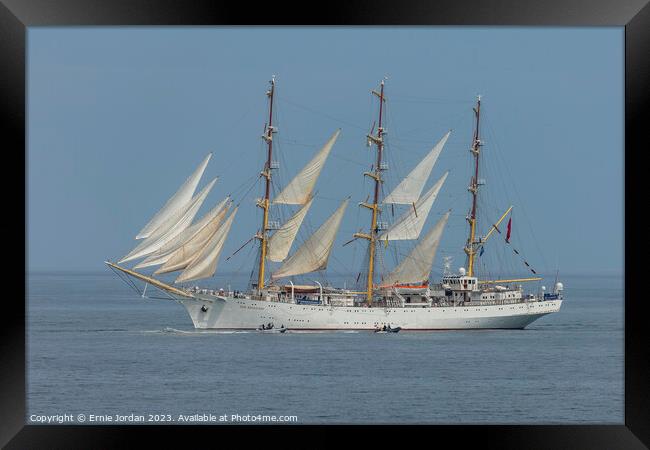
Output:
[[231, 292, 552, 306], [372, 298, 409, 308], [248, 294, 296, 303], [429, 296, 541, 307]]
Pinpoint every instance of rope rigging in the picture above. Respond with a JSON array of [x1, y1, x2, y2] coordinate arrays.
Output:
[[112, 81, 554, 298]]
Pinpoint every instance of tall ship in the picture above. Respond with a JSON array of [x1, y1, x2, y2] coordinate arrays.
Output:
[[107, 77, 563, 330]]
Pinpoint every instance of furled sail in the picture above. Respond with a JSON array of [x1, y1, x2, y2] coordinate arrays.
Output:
[[271, 198, 349, 280], [155, 202, 231, 274], [273, 129, 340, 205], [383, 131, 450, 205], [174, 207, 238, 284], [135, 153, 212, 239], [118, 178, 217, 263], [378, 172, 448, 241], [382, 211, 450, 286], [134, 197, 230, 269], [266, 197, 314, 262]]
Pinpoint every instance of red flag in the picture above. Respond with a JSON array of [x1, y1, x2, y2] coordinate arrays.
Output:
[[506, 217, 512, 243]]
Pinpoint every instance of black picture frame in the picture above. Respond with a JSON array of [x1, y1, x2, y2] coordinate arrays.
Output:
[[3, 1, 647, 448]]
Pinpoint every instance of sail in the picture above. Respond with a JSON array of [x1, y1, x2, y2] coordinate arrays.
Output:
[[134, 197, 230, 269], [118, 178, 217, 263], [155, 203, 230, 274], [378, 172, 448, 241], [271, 198, 349, 280], [266, 197, 314, 262], [174, 207, 238, 284], [383, 131, 450, 205], [382, 211, 450, 286], [273, 129, 340, 205], [135, 153, 212, 239]]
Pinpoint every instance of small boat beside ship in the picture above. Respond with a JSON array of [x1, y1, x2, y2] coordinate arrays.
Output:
[[257, 323, 287, 333], [374, 325, 401, 334]]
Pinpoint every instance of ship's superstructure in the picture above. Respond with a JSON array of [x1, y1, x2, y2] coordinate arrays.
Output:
[[106, 77, 563, 330]]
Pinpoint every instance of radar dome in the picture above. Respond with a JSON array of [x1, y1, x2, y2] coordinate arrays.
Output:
[[459, 267, 466, 276], [541, 286, 546, 291], [555, 282, 564, 291]]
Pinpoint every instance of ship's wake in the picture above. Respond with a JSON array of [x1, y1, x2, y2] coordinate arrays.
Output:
[[143, 327, 253, 335], [141, 327, 362, 335]]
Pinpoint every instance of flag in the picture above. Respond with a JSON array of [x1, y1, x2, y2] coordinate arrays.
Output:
[[506, 217, 512, 243]]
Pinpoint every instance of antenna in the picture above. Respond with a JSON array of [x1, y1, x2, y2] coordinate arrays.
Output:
[[443, 256, 453, 276]]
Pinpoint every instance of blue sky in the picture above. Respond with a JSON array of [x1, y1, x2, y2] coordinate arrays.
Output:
[[27, 27, 623, 278]]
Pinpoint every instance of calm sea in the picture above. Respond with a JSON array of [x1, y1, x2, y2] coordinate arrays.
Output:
[[27, 272, 623, 424]]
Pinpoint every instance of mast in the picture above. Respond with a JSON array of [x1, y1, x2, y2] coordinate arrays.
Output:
[[465, 95, 481, 277], [355, 79, 386, 304], [257, 76, 276, 290]]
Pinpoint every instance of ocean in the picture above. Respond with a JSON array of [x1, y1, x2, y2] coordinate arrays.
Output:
[[26, 272, 623, 424]]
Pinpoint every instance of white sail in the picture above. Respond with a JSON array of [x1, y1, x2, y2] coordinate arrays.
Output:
[[155, 203, 230, 274], [378, 172, 448, 241], [382, 211, 450, 286], [266, 197, 314, 262], [273, 129, 340, 205], [383, 131, 450, 205], [135, 153, 212, 239], [174, 207, 238, 284], [134, 197, 230, 269], [118, 178, 217, 263], [271, 198, 349, 280]]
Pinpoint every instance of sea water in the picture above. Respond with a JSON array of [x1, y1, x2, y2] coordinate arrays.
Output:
[[27, 272, 623, 424]]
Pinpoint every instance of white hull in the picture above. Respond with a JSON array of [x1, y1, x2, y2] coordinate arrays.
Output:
[[177, 295, 562, 330]]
